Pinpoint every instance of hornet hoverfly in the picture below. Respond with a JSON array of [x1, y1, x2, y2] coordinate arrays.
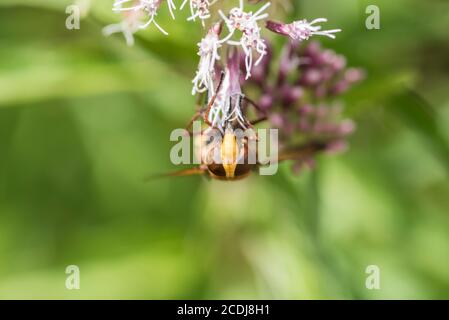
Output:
[[151, 73, 333, 181]]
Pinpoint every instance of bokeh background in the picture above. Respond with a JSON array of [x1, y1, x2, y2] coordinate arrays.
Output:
[[0, 0, 448, 299]]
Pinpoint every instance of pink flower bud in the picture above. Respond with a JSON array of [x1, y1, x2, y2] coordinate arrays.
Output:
[[300, 68, 322, 86], [259, 94, 274, 111], [269, 113, 284, 127], [281, 85, 303, 106], [345, 68, 366, 83], [338, 120, 356, 135], [325, 140, 348, 154]]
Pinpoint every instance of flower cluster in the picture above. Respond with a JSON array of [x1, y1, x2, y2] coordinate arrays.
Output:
[[114, 0, 174, 35], [104, 0, 216, 43], [104, 0, 342, 93], [266, 18, 341, 41], [103, 0, 363, 172], [219, 0, 271, 80], [191, 23, 222, 95], [181, 0, 215, 27], [244, 41, 365, 172], [103, 9, 144, 46]]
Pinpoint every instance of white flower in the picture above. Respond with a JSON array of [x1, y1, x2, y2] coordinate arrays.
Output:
[[266, 18, 341, 41], [103, 9, 143, 46], [180, 0, 216, 27], [289, 18, 341, 40], [74, 0, 91, 18], [112, 0, 176, 36], [219, 0, 271, 79], [191, 23, 222, 95]]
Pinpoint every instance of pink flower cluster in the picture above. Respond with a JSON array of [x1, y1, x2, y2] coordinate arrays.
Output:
[[102, 0, 364, 171], [243, 41, 365, 172]]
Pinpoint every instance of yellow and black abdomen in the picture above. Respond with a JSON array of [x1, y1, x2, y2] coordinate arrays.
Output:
[[207, 163, 254, 180]]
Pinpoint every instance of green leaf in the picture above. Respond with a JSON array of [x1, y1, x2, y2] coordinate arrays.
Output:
[[387, 89, 449, 173]]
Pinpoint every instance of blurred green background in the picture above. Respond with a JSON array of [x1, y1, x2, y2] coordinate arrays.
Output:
[[0, 0, 448, 299]]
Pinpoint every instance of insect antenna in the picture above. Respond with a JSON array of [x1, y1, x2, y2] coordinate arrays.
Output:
[[144, 167, 207, 181]]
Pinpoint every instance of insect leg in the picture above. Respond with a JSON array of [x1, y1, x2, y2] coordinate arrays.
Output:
[[243, 96, 264, 113], [242, 96, 268, 128]]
